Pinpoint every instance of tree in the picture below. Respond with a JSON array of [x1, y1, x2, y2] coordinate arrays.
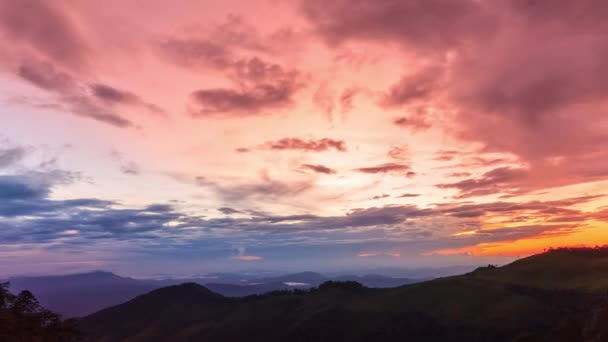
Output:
[[0, 282, 81, 341]]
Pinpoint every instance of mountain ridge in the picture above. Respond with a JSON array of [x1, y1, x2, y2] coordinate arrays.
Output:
[[6, 270, 420, 317], [79, 247, 608, 341]]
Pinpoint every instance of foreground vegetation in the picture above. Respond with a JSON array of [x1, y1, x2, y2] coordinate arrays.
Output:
[[0, 283, 80, 341]]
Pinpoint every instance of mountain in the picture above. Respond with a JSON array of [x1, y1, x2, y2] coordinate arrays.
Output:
[[259, 271, 328, 286], [333, 274, 420, 287], [6, 270, 419, 317], [79, 248, 608, 341], [7, 271, 169, 318], [328, 265, 479, 279], [205, 282, 298, 297]]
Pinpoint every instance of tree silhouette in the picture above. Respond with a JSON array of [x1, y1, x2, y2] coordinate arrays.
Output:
[[0, 282, 81, 341]]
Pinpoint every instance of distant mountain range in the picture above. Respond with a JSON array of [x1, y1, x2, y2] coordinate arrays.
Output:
[[6, 270, 422, 317], [79, 248, 608, 341]]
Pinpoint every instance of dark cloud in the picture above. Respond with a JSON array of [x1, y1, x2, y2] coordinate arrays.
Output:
[[0, 175, 48, 200], [189, 58, 302, 116], [227, 57, 298, 86], [208, 15, 277, 53], [398, 193, 420, 198], [61, 95, 134, 128], [303, 0, 608, 196], [382, 67, 443, 107], [437, 167, 529, 198], [160, 15, 277, 70], [235, 147, 250, 153], [372, 194, 390, 200], [161, 38, 232, 69], [0, 170, 601, 261], [354, 163, 411, 175], [262, 138, 347, 152], [192, 173, 314, 202], [218, 207, 241, 215], [0, 172, 103, 218], [437, 195, 603, 222], [161, 17, 304, 118], [0, 0, 89, 69], [301, 0, 493, 51], [190, 84, 293, 115], [89, 84, 165, 115], [219, 178, 313, 202], [13, 59, 134, 128], [393, 115, 431, 132], [17, 60, 75, 91], [300, 164, 337, 174], [0, 146, 27, 168]]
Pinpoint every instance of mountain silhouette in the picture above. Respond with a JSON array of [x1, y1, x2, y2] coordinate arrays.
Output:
[[79, 247, 608, 341]]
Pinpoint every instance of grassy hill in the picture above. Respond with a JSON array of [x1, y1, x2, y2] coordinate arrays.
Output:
[[79, 247, 608, 341], [470, 247, 608, 291]]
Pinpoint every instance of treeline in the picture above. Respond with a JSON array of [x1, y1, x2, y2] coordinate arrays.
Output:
[[0, 282, 80, 341]]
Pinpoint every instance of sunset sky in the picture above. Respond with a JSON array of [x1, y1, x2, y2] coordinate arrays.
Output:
[[1, 0, 608, 277]]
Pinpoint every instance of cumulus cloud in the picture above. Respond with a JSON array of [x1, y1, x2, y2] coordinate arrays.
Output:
[[302, 0, 608, 196], [161, 18, 304, 117], [189, 57, 302, 116]]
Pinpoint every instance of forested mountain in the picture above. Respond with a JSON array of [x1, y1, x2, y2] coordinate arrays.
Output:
[[7, 271, 418, 317], [79, 248, 608, 341]]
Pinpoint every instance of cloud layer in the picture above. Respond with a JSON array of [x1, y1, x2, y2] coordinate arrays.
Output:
[[1, 0, 608, 275]]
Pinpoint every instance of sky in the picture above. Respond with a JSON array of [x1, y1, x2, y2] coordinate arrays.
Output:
[[1, 0, 608, 277]]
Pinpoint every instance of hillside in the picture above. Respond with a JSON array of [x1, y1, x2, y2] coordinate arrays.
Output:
[[470, 248, 608, 291], [80, 248, 608, 341]]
